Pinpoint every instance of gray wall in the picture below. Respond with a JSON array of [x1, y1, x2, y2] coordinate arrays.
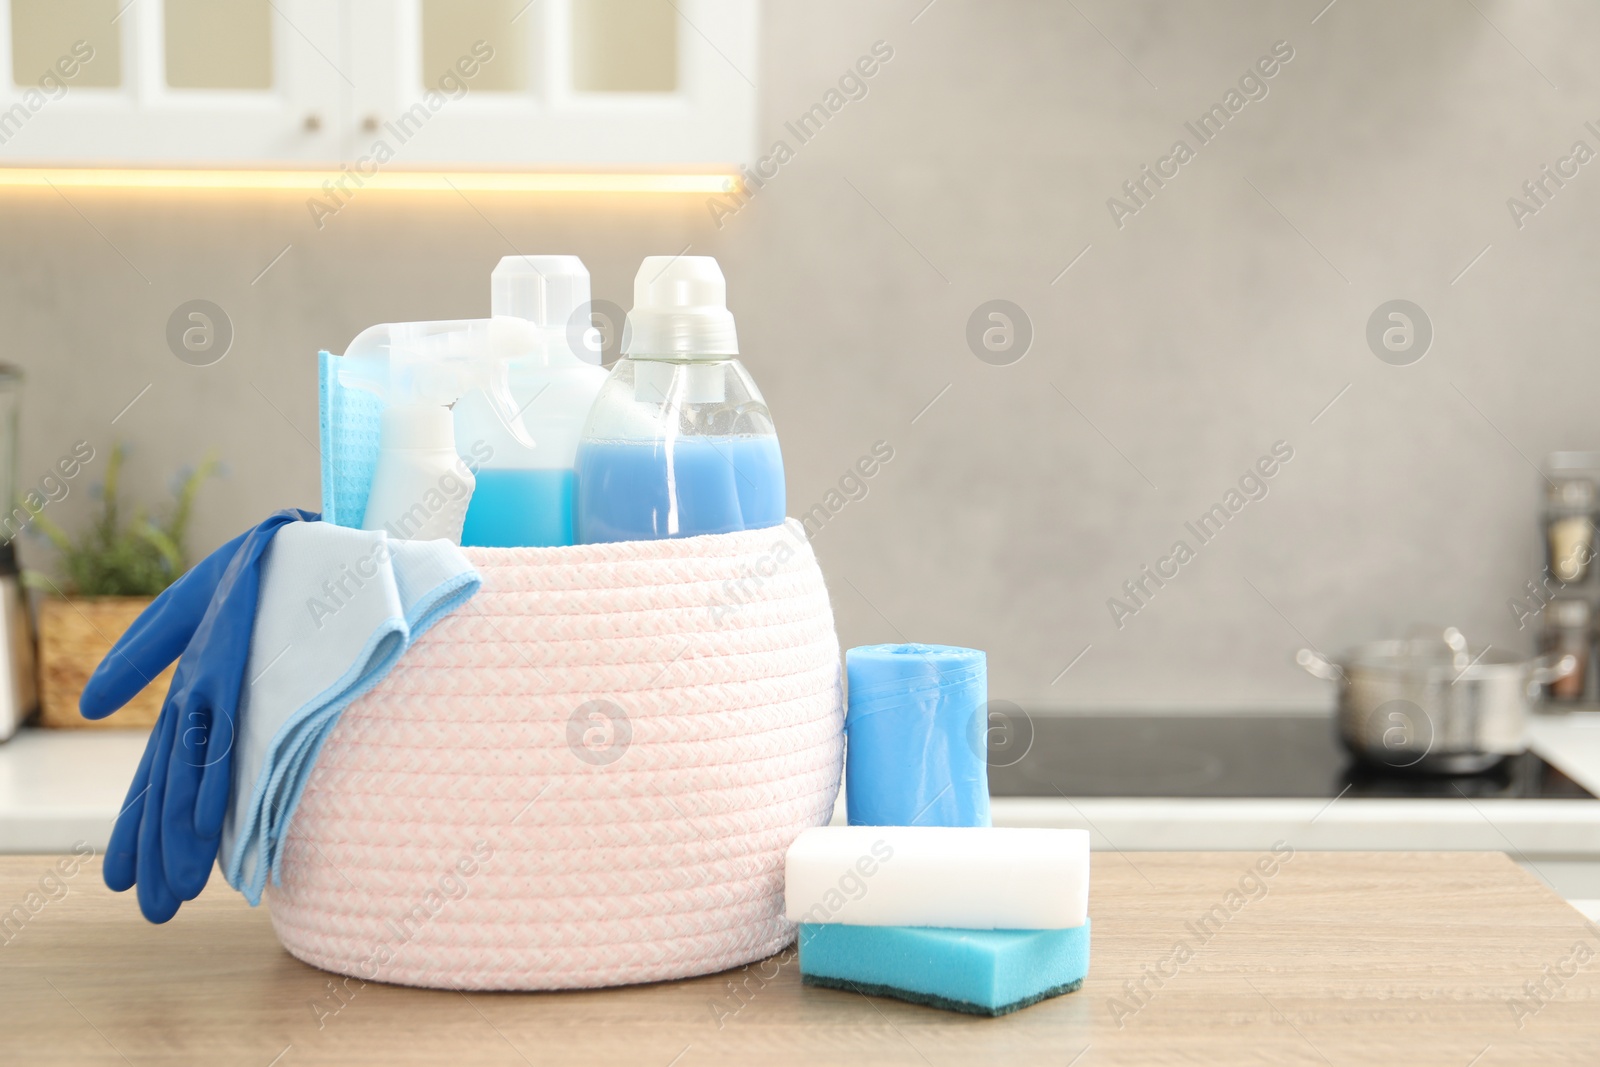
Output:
[[4, 0, 1596, 710]]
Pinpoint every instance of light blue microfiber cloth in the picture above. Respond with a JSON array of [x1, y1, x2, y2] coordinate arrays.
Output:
[[318, 349, 384, 528], [220, 521, 480, 904]]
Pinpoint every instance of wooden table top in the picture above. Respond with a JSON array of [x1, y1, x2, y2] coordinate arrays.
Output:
[[1, 850, 1596, 1066]]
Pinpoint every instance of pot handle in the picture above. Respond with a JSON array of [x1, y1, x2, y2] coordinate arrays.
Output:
[[1531, 653, 1579, 684], [1295, 648, 1344, 681]]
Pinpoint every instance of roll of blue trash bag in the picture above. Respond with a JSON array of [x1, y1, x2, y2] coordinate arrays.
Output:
[[844, 643, 991, 827]]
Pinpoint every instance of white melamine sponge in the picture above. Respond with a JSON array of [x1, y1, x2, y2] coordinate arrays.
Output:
[[784, 826, 1090, 930]]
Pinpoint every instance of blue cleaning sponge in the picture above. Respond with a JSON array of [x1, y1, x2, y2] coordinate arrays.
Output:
[[797, 921, 1090, 1017]]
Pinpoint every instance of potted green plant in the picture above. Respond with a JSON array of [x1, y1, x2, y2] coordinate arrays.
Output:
[[29, 444, 216, 728]]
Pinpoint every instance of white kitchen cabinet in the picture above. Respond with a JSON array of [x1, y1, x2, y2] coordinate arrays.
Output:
[[0, 0, 343, 163], [0, 0, 755, 167], [348, 0, 756, 167]]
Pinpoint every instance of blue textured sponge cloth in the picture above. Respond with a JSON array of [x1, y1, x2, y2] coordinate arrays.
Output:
[[797, 921, 1091, 1017], [317, 349, 383, 528]]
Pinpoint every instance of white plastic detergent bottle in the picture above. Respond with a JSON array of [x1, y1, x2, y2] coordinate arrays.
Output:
[[575, 256, 786, 544], [340, 320, 521, 543], [454, 255, 609, 547]]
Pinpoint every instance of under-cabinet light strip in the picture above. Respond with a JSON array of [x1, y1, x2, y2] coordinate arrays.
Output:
[[0, 168, 738, 194]]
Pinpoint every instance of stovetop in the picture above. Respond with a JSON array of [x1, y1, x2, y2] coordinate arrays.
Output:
[[985, 713, 1595, 800]]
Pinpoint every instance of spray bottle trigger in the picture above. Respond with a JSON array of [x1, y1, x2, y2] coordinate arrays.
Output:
[[484, 362, 537, 451]]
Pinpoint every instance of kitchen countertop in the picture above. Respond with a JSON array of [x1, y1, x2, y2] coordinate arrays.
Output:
[[16, 713, 1600, 914], [2, 851, 1594, 1066], [10, 712, 1600, 857], [0, 729, 148, 852]]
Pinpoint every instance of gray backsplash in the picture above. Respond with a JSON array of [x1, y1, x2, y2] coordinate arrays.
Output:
[[3, 0, 1595, 710]]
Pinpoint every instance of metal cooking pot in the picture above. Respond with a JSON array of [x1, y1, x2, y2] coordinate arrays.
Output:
[[1296, 628, 1576, 774]]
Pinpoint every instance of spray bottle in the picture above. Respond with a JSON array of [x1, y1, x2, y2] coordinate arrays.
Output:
[[454, 255, 610, 547], [338, 319, 537, 542]]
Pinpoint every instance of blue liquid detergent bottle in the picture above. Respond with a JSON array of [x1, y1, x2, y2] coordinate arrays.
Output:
[[576, 256, 786, 543], [455, 255, 609, 547]]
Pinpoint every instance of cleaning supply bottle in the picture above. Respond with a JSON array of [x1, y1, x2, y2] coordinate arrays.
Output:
[[338, 320, 523, 543], [575, 256, 786, 544], [455, 255, 609, 547]]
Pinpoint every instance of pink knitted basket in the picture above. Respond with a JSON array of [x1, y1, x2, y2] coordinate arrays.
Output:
[[266, 520, 843, 990]]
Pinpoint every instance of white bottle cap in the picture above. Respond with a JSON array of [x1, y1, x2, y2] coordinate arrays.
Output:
[[491, 255, 590, 329], [623, 255, 738, 358]]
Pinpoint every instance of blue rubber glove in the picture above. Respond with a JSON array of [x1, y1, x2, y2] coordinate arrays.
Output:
[[135, 699, 182, 921], [155, 514, 293, 904], [81, 527, 253, 721], [82, 509, 316, 921], [91, 527, 254, 905]]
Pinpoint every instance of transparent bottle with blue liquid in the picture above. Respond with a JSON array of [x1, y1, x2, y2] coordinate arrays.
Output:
[[576, 256, 786, 543]]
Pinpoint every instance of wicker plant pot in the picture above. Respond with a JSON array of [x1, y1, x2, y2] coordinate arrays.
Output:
[[37, 597, 166, 729]]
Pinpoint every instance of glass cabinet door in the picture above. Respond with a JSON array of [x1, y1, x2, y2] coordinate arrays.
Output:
[[0, 0, 341, 163], [350, 0, 753, 167], [9, 0, 121, 89], [0, 0, 753, 167], [420, 0, 534, 93], [162, 0, 273, 91], [570, 0, 677, 93]]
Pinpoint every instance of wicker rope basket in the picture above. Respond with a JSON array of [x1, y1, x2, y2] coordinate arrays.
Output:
[[266, 520, 843, 990]]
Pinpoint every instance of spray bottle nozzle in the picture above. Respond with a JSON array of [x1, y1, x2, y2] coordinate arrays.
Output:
[[337, 318, 538, 449]]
